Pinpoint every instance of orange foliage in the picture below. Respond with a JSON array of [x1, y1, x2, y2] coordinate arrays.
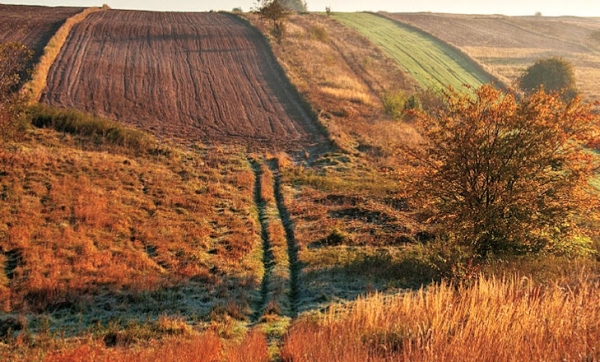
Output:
[[36, 329, 269, 362], [402, 85, 600, 256]]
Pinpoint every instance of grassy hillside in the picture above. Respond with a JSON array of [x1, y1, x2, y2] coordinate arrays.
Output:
[[332, 12, 494, 92], [0, 109, 266, 340], [385, 13, 600, 100]]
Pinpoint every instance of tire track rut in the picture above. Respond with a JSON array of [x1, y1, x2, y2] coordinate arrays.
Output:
[[268, 160, 300, 318], [250, 159, 275, 322], [251, 157, 300, 321]]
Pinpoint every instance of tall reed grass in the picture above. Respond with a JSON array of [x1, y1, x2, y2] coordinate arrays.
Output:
[[281, 274, 600, 361]]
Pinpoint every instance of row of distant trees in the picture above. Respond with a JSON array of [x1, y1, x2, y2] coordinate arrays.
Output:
[[234, 0, 307, 13]]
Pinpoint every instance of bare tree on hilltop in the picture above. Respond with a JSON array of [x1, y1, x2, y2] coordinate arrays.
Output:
[[255, 0, 304, 43]]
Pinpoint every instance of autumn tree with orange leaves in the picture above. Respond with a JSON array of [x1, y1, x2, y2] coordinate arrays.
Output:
[[403, 85, 599, 259]]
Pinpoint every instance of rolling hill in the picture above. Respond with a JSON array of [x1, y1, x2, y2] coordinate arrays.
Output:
[[332, 12, 496, 91], [384, 12, 600, 100], [42, 10, 325, 149], [0, 5, 599, 361], [0, 4, 83, 62]]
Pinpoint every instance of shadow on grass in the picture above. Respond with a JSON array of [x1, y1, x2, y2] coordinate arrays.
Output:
[[298, 246, 436, 312], [8, 273, 260, 340]]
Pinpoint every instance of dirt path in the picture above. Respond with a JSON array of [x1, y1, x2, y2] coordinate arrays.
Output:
[[250, 158, 300, 321], [42, 10, 327, 150], [269, 161, 300, 318]]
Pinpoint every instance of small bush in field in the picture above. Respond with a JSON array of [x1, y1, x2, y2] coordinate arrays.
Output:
[[0, 42, 32, 142], [309, 26, 328, 42], [255, 0, 290, 44], [518, 57, 578, 102], [382, 91, 420, 120]]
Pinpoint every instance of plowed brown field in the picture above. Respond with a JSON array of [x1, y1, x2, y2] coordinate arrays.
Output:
[[0, 4, 83, 60], [384, 13, 600, 100], [42, 10, 324, 149]]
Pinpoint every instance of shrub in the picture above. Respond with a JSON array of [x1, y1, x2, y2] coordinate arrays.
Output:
[[309, 26, 328, 42], [402, 85, 599, 259], [0, 42, 32, 143], [280, 0, 307, 12], [255, 0, 290, 44], [518, 57, 578, 101], [382, 91, 420, 120]]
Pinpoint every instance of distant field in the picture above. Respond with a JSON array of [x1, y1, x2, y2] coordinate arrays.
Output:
[[42, 10, 325, 149], [332, 12, 494, 91], [385, 13, 600, 100]]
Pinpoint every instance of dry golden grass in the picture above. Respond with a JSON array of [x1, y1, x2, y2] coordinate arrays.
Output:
[[281, 274, 600, 361], [0, 126, 261, 323], [7, 328, 269, 362], [24, 7, 104, 102]]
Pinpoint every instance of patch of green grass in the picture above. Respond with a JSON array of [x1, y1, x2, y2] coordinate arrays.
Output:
[[27, 104, 160, 154], [332, 12, 492, 91]]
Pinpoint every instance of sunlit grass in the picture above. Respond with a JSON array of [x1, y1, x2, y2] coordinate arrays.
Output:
[[282, 274, 600, 361]]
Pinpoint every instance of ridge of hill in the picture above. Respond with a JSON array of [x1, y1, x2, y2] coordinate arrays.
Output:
[[0, 4, 84, 63]]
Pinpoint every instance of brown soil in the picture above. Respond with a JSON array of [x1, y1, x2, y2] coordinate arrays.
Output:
[[42, 10, 326, 150], [384, 12, 600, 100], [0, 4, 83, 61]]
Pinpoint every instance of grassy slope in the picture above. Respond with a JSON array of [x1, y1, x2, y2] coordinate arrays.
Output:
[[243, 13, 430, 313], [243, 12, 418, 157], [3, 9, 600, 361], [332, 12, 493, 92], [0, 123, 263, 333]]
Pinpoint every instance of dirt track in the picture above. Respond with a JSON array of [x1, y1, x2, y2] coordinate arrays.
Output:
[[0, 5, 83, 60], [42, 10, 325, 149]]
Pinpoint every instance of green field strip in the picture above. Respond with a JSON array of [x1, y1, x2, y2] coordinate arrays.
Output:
[[332, 12, 493, 91]]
